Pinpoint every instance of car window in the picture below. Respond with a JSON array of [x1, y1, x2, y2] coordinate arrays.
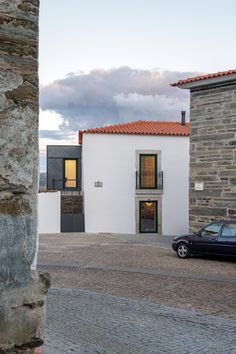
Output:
[[221, 224, 236, 237], [201, 223, 222, 237]]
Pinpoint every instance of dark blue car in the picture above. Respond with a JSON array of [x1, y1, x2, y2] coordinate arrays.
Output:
[[172, 221, 236, 258]]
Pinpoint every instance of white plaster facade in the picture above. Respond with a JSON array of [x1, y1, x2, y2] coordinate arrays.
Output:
[[38, 192, 61, 233], [83, 133, 189, 236]]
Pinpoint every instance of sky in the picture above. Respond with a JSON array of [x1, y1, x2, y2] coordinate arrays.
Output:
[[39, 0, 236, 171]]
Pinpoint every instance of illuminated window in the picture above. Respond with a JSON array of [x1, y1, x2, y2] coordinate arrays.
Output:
[[140, 154, 157, 189], [64, 159, 77, 188]]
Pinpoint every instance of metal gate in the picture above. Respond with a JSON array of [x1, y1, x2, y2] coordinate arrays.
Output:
[[61, 192, 84, 232]]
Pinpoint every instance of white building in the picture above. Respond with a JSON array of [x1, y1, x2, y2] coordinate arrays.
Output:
[[80, 120, 190, 236]]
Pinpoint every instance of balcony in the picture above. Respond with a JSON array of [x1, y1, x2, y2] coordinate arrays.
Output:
[[136, 171, 163, 193], [51, 178, 80, 191]]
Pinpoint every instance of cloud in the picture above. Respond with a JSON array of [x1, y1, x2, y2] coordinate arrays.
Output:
[[39, 109, 63, 131], [113, 92, 186, 121], [39, 129, 78, 172], [39, 130, 73, 140], [40, 67, 198, 132]]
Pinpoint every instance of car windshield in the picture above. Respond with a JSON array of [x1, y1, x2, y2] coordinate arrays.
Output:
[[200, 223, 222, 237]]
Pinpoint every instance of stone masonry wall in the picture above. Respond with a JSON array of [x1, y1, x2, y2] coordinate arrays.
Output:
[[0, 1, 50, 353], [189, 82, 236, 231]]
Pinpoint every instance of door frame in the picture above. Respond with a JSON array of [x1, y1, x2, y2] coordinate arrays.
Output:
[[135, 150, 162, 195], [139, 200, 158, 233], [135, 195, 162, 234], [139, 154, 158, 189], [63, 158, 78, 189]]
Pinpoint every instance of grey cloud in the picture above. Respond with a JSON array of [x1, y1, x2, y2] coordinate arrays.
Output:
[[39, 130, 76, 171], [39, 130, 73, 140], [40, 67, 198, 131]]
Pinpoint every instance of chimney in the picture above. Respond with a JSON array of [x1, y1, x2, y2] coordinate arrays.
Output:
[[181, 111, 186, 126]]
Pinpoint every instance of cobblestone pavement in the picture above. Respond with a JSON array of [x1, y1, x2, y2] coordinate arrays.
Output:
[[39, 233, 236, 277], [44, 288, 236, 354], [40, 264, 236, 319], [38, 233, 236, 353], [39, 233, 236, 318]]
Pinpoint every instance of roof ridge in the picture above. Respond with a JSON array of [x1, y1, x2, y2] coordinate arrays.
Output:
[[84, 120, 190, 130], [85, 119, 189, 130], [78, 120, 190, 144], [85, 119, 143, 132]]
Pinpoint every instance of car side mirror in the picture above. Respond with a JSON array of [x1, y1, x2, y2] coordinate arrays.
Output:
[[196, 231, 202, 237]]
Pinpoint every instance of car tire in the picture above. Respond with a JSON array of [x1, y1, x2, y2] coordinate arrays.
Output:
[[177, 242, 191, 259]]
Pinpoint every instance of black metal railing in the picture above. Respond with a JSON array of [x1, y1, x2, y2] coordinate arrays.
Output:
[[52, 178, 80, 190], [136, 171, 163, 190]]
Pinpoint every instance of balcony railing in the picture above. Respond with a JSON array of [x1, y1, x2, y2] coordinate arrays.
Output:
[[52, 178, 79, 190], [136, 171, 163, 190]]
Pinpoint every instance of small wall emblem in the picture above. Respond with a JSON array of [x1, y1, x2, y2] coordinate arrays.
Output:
[[194, 182, 204, 191], [94, 181, 103, 188]]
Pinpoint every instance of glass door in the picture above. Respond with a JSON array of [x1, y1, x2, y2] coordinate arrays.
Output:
[[139, 154, 157, 189], [139, 201, 158, 233]]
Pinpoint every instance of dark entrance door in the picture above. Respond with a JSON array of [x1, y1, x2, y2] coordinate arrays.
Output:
[[61, 194, 84, 232], [139, 201, 158, 233]]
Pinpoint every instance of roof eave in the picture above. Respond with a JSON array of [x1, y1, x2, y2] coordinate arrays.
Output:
[[79, 131, 189, 138], [174, 73, 236, 90]]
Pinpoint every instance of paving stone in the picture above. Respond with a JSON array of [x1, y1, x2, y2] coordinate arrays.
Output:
[[43, 288, 236, 354], [38, 233, 236, 353]]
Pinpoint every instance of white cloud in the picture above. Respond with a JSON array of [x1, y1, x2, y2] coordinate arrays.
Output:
[[39, 109, 64, 131], [39, 110, 77, 171]]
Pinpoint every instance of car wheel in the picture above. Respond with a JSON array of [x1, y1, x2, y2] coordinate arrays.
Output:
[[177, 243, 191, 259]]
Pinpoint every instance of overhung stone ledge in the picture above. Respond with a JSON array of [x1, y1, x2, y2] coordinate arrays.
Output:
[[0, 271, 51, 353]]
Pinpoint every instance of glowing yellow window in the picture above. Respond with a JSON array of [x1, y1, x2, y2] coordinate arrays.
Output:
[[64, 159, 77, 188]]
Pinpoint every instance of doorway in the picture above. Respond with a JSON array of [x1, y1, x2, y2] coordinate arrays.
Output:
[[61, 194, 84, 232], [139, 201, 158, 233]]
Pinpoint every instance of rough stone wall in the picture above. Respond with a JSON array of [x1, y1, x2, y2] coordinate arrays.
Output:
[[0, 1, 50, 352], [189, 82, 236, 231]]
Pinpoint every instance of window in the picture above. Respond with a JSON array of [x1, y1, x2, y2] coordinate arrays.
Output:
[[201, 223, 222, 237], [140, 154, 157, 189], [139, 201, 158, 233], [64, 159, 77, 188], [221, 224, 236, 237]]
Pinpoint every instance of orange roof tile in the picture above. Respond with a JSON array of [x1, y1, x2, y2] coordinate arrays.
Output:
[[171, 69, 236, 87], [79, 120, 189, 144]]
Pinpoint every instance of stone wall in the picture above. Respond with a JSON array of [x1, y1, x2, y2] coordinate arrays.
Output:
[[189, 82, 236, 230], [0, 1, 50, 353]]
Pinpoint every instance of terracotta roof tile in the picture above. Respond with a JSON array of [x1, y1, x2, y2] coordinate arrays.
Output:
[[79, 120, 189, 144], [171, 69, 236, 87]]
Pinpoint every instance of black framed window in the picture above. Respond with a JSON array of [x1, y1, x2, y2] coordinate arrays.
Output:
[[139, 154, 157, 189], [64, 159, 77, 188], [139, 201, 158, 233]]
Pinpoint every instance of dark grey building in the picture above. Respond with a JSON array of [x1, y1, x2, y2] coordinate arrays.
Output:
[[173, 70, 236, 231], [47, 145, 82, 191], [47, 145, 84, 232]]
